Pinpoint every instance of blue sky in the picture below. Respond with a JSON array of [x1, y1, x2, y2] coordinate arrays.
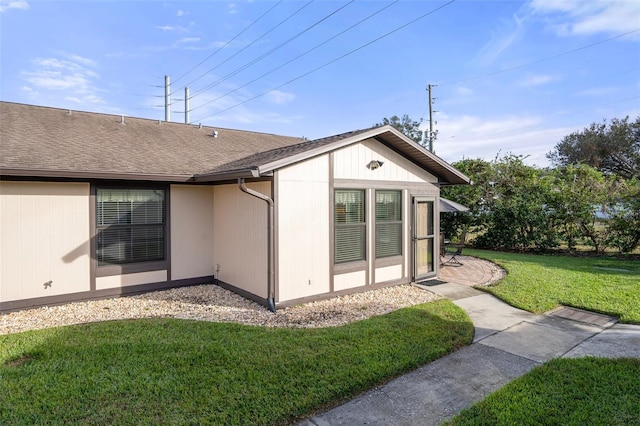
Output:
[[1, 0, 639, 167]]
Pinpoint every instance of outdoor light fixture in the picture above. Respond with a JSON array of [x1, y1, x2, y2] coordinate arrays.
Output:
[[366, 160, 384, 170]]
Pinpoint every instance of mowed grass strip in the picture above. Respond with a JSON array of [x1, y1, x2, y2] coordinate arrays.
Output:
[[0, 300, 472, 425], [466, 249, 640, 324], [445, 357, 640, 426]]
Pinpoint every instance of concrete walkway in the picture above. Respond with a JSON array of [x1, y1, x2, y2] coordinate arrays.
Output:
[[300, 256, 640, 426]]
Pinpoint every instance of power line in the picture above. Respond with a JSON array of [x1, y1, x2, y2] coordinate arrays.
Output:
[[182, 1, 314, 91], [171, 1, 283, 86], [191, 0, 457, 123], [440, 28, 640, 86], [188, 0, 356, 101], [414, 31, 640, 128], [188, 0, 390, 113]]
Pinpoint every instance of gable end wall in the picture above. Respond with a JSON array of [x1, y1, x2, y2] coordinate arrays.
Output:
[[275, 138, 440, 305]]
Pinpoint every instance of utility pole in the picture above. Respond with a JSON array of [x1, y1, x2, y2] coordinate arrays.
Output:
[[164, 75, 171, 122], [184, 87, 190, 124], [427, 84, 437, 153]]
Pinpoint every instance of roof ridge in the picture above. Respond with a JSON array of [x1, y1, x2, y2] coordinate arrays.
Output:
[[0, 101, 300, 139]]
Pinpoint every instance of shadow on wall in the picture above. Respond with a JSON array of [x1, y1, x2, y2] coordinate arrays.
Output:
[[63, 190, 165, 267]]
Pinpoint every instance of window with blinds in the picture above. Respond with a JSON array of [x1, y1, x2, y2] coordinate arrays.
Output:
[[376, 190, 402, 258], [334, 189, 366, 264], [96, 188, 165, 266]]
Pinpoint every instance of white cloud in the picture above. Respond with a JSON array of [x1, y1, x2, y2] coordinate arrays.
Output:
[[455, 86, 474, 96], [475, 14, 527, 65], [59, 52, 98, 68], [156, 25, 189, 34], [176, 10, 187, 17], [178, 37, 200, 44], [265, 90, 295, 105], [21, 52, 105, 106], [187, 89, 300, 129], [575, 86, 617, 96], [228, 3, 238, 14], [516, 73, 559, 87], [0, 0, 28, 12], [430, 114, 579, 167], [529, 0, 640, 38]]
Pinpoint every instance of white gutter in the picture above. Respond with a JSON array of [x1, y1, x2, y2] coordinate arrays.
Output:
[[238, 178, 276, 312]]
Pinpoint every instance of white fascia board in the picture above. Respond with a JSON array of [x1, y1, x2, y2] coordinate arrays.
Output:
[[256, 126, 399, 174]]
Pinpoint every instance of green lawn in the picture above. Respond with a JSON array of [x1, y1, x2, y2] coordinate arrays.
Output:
[[445, 249, 640, 425], [445, 357, 640, 426], [0, 300, 472, 425], [465, 249, 640, 324]]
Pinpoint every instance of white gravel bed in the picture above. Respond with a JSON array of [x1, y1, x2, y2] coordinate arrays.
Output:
[[0, 284, 440, 335]]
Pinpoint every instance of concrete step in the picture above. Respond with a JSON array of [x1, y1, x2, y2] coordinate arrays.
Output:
[[547, 306, 618, 328]]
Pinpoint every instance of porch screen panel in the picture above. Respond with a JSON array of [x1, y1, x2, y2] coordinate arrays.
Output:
[[97, 188, 166, 266], [334, 190, 365, 264], [375, 190, 402, 258]]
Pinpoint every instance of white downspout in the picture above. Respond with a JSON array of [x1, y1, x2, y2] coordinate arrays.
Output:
[[238, 178, 276, 312]]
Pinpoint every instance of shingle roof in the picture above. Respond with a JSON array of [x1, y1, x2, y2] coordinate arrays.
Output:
[[198, 128, 376, 176], [195, 125, 471, 185], [0, 102, 470, 185], [0, 102, 303, 181]]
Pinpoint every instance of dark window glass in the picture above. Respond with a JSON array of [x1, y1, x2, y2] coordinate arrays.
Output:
[[334, 189, 365, 264], [376, 190, 402, 258], [97, 188, 165, 266]]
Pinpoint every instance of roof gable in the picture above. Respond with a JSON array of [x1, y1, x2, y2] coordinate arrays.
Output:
[[195, 126, 471, 185]]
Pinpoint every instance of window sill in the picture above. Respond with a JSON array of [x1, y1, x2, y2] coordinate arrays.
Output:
[[375, 255, 403, 268], [334, 260, 367, 274], [96, 260, 168, 277]]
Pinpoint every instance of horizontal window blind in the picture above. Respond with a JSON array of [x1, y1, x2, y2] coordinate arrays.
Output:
[[335, 190, 365, 264], [376, 190, 402, 258], [97, 188, 165, 266], [97, 189, 164, 226], [376, 223, 402, 258]]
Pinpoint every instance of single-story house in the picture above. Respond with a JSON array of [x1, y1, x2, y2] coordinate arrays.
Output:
[[0, 101, 470, 312]]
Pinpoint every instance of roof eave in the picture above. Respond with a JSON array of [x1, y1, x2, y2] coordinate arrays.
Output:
[[0, 168, 194, 182], [259, 125, 471, 185], [375, 127, 472, 185], [256, 127, 397, 174], [193, 167, 269, 183]]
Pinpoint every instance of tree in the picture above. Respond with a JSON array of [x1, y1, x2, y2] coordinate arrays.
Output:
[[547, 116, 640, 180], [442, 155, 558, 251], [473, 154, 556, 251], [440, 158, 492, 238], [548, 164, 622, 253], [375, 115, 424, 145], [607, 178, 640, 253]]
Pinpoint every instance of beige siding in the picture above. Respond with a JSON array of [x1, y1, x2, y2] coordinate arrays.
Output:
[[334, 139, 437, 183], [375, 264, 403, 283], [404, 190, 411, 276], [213, 182, 269, 299], [0, 181, 90, 302], [170, 185, 215, 280], [276, 155, 331, 302], [334, 270, 366, 291], [96, 270, 168, 290]]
